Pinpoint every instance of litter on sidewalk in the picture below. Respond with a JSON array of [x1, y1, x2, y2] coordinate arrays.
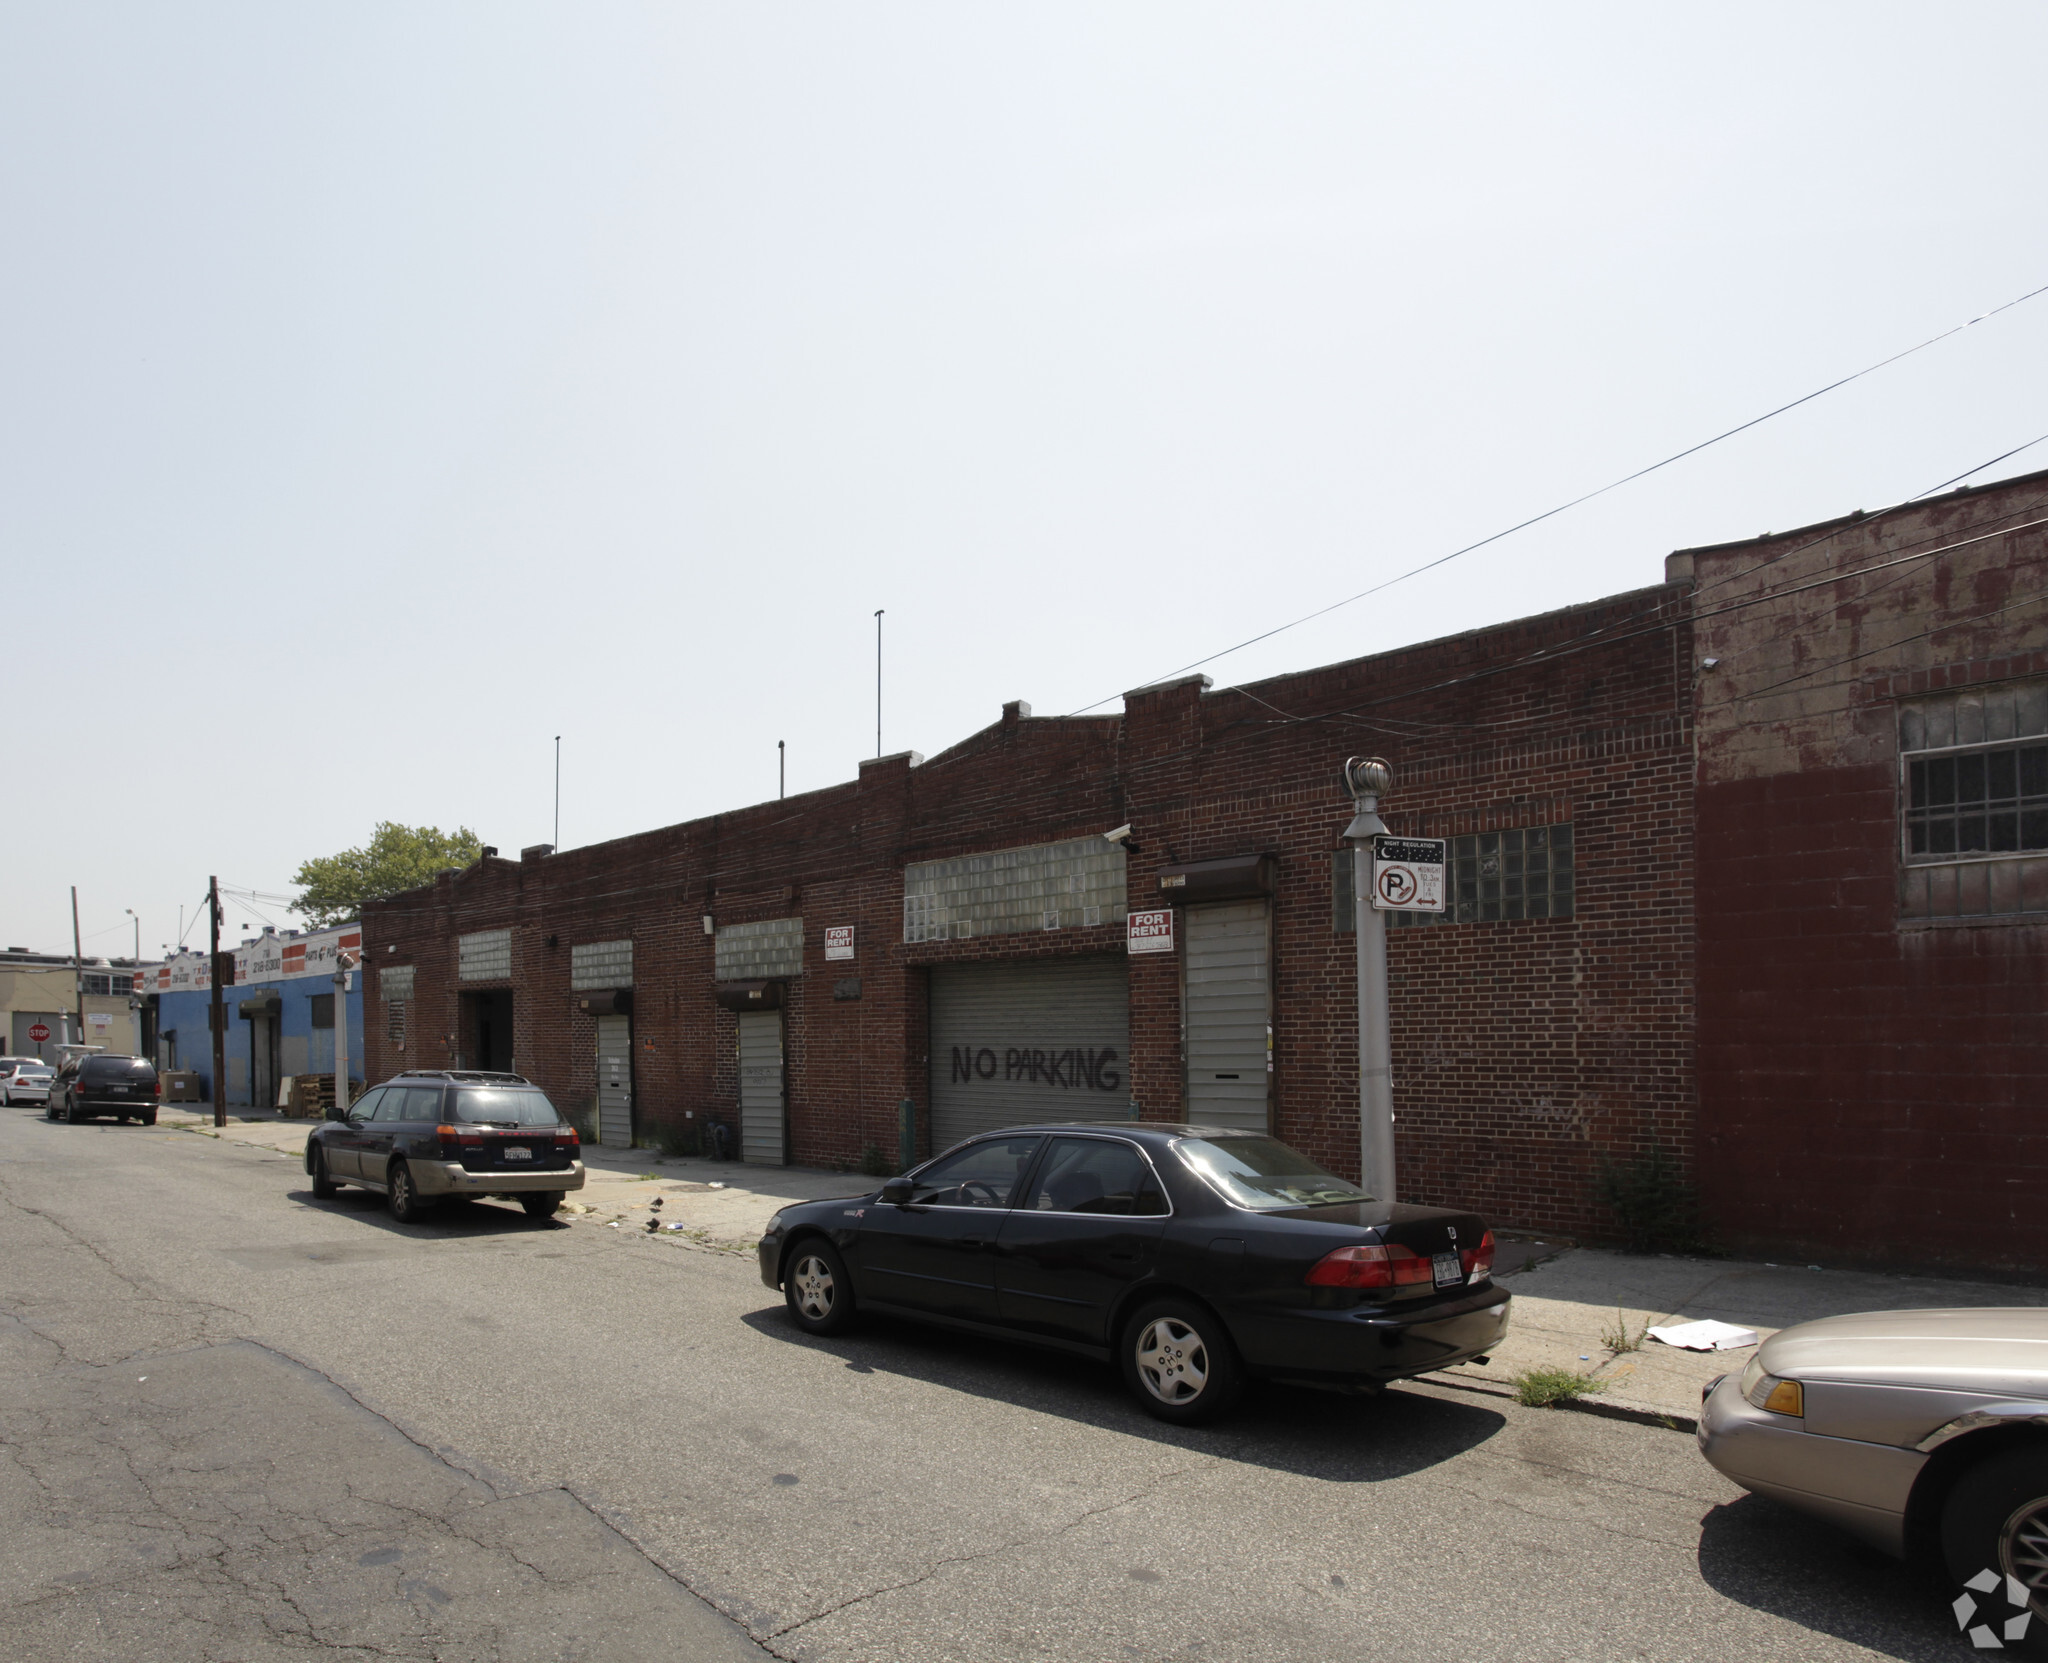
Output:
[[1646, 1318, 1760, 1351]]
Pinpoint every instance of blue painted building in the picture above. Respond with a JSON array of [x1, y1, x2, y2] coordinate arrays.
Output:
[[147, 923, 366, 1108]]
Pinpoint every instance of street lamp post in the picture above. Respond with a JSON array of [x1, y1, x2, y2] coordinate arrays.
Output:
[[1343, 757, 1396, 1201]]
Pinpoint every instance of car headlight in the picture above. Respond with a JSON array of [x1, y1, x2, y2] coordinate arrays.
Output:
[[1738, 1355, 1803, 1416], [765, 1210, 788, 1234]]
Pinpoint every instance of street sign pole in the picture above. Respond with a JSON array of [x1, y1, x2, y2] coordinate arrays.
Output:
[[1343, 758, 1395, 1202], [332, 954, 354, 1119]]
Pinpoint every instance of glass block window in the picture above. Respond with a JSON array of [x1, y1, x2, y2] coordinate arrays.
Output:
[[458, 929, 512, 982], [1905, 744, 2048, 859], [570, 938, 634, 990], [380, 965, 415, 1002], [903, 837, 1127, 943], [387, 999, 407, 1045], [1335, 825, 1575, 930], [716, 918, 804, 979]]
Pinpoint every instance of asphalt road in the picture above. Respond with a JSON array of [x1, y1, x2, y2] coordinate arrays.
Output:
[[0, 1107, 1980, 1662]]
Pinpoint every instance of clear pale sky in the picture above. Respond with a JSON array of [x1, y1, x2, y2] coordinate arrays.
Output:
[[8, 4, 2048, 958]]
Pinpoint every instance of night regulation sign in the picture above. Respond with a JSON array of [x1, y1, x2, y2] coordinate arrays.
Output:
[[1371, 836, 1447, 912]]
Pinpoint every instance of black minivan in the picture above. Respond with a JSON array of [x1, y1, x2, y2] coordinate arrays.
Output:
[[47, 1055, 161, 1124]]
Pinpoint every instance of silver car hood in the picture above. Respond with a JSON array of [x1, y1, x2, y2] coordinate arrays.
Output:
[[1761, 1307, 2048, 1396]]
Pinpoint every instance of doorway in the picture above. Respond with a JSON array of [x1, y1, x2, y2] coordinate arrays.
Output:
[[1183, 899, 1272, 1133], [737, 1010, 786, 1165], [595, 1014, 633, 1147], [460, 989, 515, 1072]]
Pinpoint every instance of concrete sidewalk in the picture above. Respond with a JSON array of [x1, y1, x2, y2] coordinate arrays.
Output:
[[1432, 1242, 2048, 1429]]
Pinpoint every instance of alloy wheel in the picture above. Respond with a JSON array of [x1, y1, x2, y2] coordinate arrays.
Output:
[[791, 1253, 836, 1321], [2003, 1495, 2048, 1613], [1135, 1316, 1209, 1405]]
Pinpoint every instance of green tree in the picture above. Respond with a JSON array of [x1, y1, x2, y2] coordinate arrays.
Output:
[[291, 822, 484, 928]]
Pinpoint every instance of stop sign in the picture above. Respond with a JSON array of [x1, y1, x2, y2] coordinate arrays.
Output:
[[27, 1022, 49, 1042]]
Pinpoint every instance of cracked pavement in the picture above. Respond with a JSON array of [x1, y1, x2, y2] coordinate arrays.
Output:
[[0, 1107, 1973, 1661]]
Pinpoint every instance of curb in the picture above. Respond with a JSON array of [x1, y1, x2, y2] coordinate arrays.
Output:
[[1417, 1369, 1699, 1433]]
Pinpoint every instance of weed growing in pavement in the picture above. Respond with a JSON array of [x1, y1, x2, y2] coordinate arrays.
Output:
[[1601, 1307, 1649, 1353], [1596, 1140, 1708, 1255], [857, 1143, 896, 1178], [649, 1120, 705, 1159], [1512, 1368, 1607, 1408], [636, 1171, 660, 1181]]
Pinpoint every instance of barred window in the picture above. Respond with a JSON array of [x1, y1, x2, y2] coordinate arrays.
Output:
[[387, 999, 407, 1045], [1335, 824, 1574, 930], [1905, 742, 2048, 859]]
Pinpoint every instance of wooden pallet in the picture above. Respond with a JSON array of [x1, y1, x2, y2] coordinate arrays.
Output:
[[281, 1074, 338, 1117]]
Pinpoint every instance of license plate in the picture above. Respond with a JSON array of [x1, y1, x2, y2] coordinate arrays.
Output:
[[109, 1087, 128, 1095], [503, 1147, 533, 1161], [1432, 1251, 1463, 1288]]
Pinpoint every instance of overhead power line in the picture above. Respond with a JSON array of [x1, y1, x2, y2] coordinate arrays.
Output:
[[1068, 278, 2048, 715]]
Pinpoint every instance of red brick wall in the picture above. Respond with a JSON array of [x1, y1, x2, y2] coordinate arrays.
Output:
[[1697, 765, 2048, 1272], [1118, 584, 1696, 1238], [1691, 473, 2048, 1274]]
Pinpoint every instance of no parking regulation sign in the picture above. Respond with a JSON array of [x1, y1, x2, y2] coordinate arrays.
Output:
[[1370, 836, 1447, 912]]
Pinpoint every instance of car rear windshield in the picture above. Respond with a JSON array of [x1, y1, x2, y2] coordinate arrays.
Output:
[[83, 1058, 155, 1078], [1174, 1136, 1374, 1211], [449, 1087, 562, 1126]]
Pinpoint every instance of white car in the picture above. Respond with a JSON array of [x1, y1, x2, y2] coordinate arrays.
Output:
[[2, 1062, 55, 1105]]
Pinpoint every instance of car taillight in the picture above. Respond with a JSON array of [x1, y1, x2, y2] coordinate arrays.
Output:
[[151, 1080, 162, 1097], [436, 1123, 486, 1157], [1460, 1229, 1495, 1279], [554, 1126, 578, 1144], [1304, 1243, 1432, 1289]]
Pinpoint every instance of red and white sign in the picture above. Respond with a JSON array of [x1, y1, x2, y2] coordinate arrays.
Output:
[[824, 926, 855, 962], [1127, 908, 1175, 954], [26, 1022, 50, 1043]]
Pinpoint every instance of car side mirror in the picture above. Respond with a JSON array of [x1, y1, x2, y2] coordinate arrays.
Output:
[[324, 1104, 346, 1122], [879, 1177, 915, 1205]]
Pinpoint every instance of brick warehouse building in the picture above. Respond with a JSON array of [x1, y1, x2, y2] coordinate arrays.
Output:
[[358, 467, 2044, 1270], [361, 570, 1696, 1249]]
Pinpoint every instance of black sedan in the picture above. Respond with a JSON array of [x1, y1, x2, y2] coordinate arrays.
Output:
[[758, 1122, 1511, 1423]]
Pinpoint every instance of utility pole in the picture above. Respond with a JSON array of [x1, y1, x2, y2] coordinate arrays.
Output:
[[208, 876, 227, 1128], [69, 886, 85, 1050], [874, 609, 884, 757], [778, 739, 785, 800], [553, 735, 561, 850], [1343, 758, 1396, 1200]]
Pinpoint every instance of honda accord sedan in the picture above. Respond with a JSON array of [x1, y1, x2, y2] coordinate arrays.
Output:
[[758, 1122, 1510, 1422], [1699, 1307, 2048, 1630]]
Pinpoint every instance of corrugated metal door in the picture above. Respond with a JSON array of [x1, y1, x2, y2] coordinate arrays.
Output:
[[737, 1011, 786, 1165], [595, 1014, 633, 1149], [1183, 900, 1271, 1134], [928, 958, 1130, 1151]]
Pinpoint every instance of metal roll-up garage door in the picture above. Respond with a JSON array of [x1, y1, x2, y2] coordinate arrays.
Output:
[[737, 1010, 786, 1165], [1183, 900, 1271, 1133], [595, 1014, 633, 1148], [928, 957, 1130, 1151]]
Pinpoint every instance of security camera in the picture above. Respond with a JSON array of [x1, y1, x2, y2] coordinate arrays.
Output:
[[1103, 824, 1133, 845]]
